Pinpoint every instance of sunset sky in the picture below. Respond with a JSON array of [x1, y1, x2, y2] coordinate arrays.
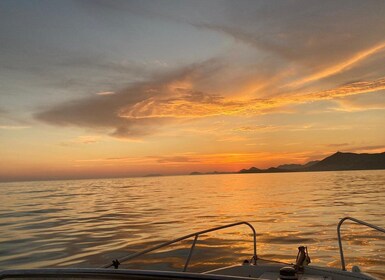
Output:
[[1, 0, 384, 181]]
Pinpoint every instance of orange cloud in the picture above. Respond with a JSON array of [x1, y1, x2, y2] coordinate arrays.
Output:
[[234, 125, 281, 132], [36, 51, 385, 139], [119, 78, 385, 119], [288, 41, 385, 87], [96, 91, 115, 96], [310, 78, 385, 99], [0, 125, 30, 130], [74, 151, 317, 169], [72, 135, 101, 144]]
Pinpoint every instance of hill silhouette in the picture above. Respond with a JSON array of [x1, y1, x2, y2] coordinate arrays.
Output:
[[238, 151, 385, 173], [189, 151, 385, 176], [277, 160, 319, 171], [307, 151, 385, 171], [239, 167, 261, 173]]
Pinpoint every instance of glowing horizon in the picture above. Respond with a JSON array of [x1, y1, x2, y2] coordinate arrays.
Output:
[[0, 0, 384, 182]]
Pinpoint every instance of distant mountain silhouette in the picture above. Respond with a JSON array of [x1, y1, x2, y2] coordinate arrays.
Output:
[[239, 167, 261, 173], [237, 151, 385, 174], [190, 171, 233, 175], [307, 151, 385, 171], [239, 166, 294, 173], [189, 151, 385, 176], [277, 160, 319, 171], [223, 166, 291, 174], [190, 171, 203, 175]]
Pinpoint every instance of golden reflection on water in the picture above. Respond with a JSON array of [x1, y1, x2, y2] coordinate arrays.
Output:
[[0, 170, 384, 277]]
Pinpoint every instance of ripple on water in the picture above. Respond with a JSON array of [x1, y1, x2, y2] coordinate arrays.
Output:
[[0, 171, 384, 277]]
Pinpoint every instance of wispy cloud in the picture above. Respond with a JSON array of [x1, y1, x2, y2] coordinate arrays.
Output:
[[0, 125, 30, 130], [119, 77, 385, 119], [35, 52, 385, 138], [234, 125, 282, 132], [73, 150, 321, 170], [309, 78, 385, 100], [287, 41, 385, 87], [149, 155, 201, 164], [34, 59, 224, 138], [333, 90, 385, 112], [349, 145, 385, 153], [74, 154, 201, 165], [60, 135, 102, 146], [215, 135, 249, 142], [96, 91, 115, 96], [195, 9, 385, 92], [325, 143, 350, 148], [72, 135, 101, 144]]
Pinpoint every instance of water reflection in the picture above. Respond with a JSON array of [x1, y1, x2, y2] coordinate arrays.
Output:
[[0, 171, 384, 277]]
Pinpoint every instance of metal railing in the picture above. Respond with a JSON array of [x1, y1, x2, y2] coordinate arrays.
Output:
[[103, 221, 257, 271], [337, 216, 385, 271]]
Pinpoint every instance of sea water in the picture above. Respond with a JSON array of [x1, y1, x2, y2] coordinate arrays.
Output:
[[1, 170, 384, 277]]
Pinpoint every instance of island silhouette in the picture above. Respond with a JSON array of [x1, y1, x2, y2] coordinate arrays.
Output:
[[190, 151, 385, 175]]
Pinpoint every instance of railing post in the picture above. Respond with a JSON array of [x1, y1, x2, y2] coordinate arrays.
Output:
[[337, 217, 348, 271], [245, 221, 258, 264], [337, 217, 385, 271], [183, 235, 199, 272]]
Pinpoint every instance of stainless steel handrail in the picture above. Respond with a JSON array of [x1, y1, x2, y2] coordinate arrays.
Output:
[[337, 216, 385, 271], [103, 221, 257, 271]]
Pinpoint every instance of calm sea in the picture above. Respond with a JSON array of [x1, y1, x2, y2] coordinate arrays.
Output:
[[1, 171, 384, 277]]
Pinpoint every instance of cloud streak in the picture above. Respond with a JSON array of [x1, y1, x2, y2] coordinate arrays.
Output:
[[35, 53, 385, 138], [0, 125, 30, 130], [120, 77, 385, 119], [73, 150, 321, 171], [288, 41, 385, 87], [35, 59, 223, 138], [194, 8, 385, 89], [96, 91, 115, 96]]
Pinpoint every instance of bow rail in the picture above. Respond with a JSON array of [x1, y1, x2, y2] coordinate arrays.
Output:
[[337, 217, 385, 271], [103, 221, 257, 271]]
